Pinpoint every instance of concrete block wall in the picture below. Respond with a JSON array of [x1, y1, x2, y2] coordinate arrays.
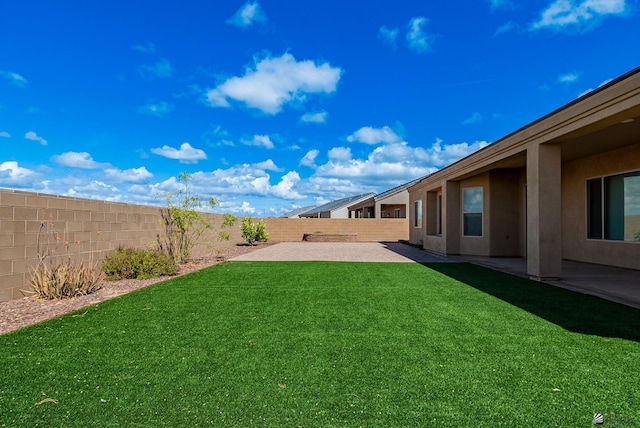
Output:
[[0, 189, 240, 302], [264, 218, 408, 242], [1, 188, 409, 302]]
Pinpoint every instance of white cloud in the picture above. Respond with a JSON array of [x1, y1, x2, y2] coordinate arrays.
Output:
[[167, 164, 306, 201], [0, 161, 36, 183], [138, 101, 174, 117], [347, 126, 403, 145], [139, 59, 173, 79], [132, 43, 156, 53], [52, 151, 107, 169], [0, 70, 28, 87], [577, 77, 614, 97], [494, 21, 518, 35], [151, 142, 207, 164], [218, 200, 256, 215], [104, 166, 153, 183], [308, 138, 488, 194], [253, 159, 282, 171], [300, 111, 328, 124], [463, 112, 483, 124], [406, 17, 437, 53], [242, 134, 275, 149], [25, 131, 47, 146], [300, 149, 320, 168], [328, 147, 352, 161], [314, 144, 431, 186], [202, 125, 236, 147], [531, 0, 627, 31], [378, 26, 399, 48], [206, 52, 342, 115], [0, 131, 10, 138], [271, 171, 302, 199], [558, 72, 580, 83], [426, 138, 490, 166], [65, 180, 120, 200], [226, 1, 268, 28]]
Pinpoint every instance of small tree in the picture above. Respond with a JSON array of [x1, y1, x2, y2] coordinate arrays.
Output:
[[157, 172, 236, 264], [240, 217, 269, 246]]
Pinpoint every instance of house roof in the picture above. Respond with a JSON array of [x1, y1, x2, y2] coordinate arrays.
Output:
[[347, 196, 375, 211], [279, 205, 317, 218], [409, 65, 640, 191], [300, 193, 376, 216], [347, 176, 429, 211], [374, 176, 425, 201]]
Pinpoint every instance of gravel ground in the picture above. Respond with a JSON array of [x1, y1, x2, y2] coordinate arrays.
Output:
[[0, 241, 272, 336]]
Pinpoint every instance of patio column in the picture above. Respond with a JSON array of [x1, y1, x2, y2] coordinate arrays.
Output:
[[526, 143, 562, 280], [444, 180, 461, 255]]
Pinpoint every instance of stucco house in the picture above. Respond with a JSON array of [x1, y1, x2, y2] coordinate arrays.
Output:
[[348, 178, 422, 218], [408, 66, 640, 280], [299, 193, 376, 218]]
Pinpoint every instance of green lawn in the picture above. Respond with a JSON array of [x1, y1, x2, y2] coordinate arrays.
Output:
[[1, 262, 639, 427]]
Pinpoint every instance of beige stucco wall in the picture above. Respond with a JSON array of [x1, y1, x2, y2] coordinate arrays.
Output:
[[376, 190, 409, 218], [561, 143, 640, 270], [459, 173, 491, 256], [488, 169, 526, 257], [410, 169, 527, 258], [409, 190, 426, 246]]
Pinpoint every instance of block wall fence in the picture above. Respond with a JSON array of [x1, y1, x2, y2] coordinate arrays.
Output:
[[263, 218, 408, 242], [0, 188, 408, 302]]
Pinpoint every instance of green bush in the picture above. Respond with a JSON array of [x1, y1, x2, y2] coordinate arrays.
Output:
[[156, 172, 236, 264], [102, 247, 177, 280], [240, 217, 269, 246]]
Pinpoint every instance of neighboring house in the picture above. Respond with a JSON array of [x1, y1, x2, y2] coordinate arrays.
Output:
[[349, 178, 423, 218], [279, 205, 317, 218], [408, 66, 640, 280], [299, 193, 376, 218]]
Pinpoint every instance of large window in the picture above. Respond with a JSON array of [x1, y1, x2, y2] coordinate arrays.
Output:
[[588, 171, 640, 241], [463, 187, 483, 237], [414, 200, 423, 228]]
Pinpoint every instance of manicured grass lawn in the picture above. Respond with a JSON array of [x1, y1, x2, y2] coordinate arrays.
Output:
[[1, 262, 639, 427]]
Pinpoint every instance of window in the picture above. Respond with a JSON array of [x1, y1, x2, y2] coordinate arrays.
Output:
[[414, 200, 423, 228], [394, 208, 401, 218], [463, 187, 483, 237], [588, 171, 640, 241]]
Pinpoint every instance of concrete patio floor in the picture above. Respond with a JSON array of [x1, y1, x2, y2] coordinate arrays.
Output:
[[232, 242, 640, 310], [456, 255, 640, 310]]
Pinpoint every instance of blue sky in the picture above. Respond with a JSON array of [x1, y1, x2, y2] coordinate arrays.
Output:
[[1, 0, 639, 216]]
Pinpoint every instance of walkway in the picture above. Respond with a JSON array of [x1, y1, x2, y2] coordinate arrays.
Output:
[[233, 242, 452, 263], [233, 242, 640, 309]]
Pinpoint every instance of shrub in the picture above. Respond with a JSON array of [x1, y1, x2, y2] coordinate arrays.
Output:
[[102, 247, 177, 281], [156, 172, 236, 264], [240, 217, 269, 246], [29, 214, 103, 299], [31, 259, 102, 299]]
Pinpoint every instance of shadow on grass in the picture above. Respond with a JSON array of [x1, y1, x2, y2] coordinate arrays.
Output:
[[423, 262, 640, 343]]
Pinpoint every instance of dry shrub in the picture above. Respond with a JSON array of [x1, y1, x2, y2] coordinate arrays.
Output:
[[30, 259, 103, 299], [28, 210, 103, 299]]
